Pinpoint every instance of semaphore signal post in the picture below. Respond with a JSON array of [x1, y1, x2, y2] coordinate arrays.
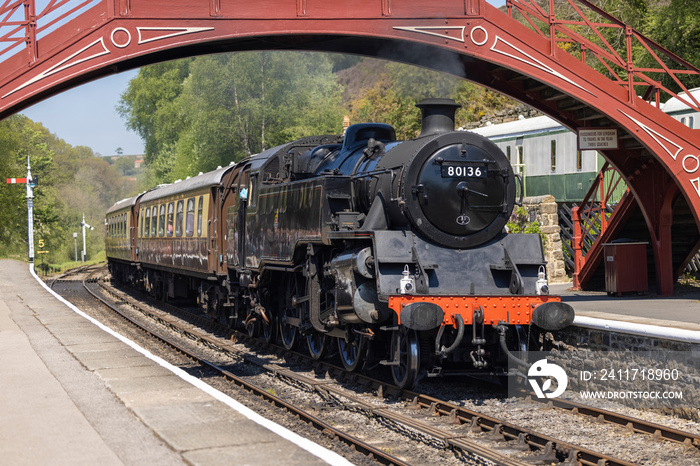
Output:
[[6, 158, 37, 264]]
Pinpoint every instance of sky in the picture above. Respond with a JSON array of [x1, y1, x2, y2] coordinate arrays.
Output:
[[18, 0, 507, 158], [21, 69, 144, 157]]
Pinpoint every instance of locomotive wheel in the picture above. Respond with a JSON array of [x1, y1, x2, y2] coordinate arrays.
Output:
[[259, 309, 276, 344], [337, 328, 367, 372], [244, 309, 259, 338], [279, 275, 300, 350], [391, 327, 420, 389], [279, 306, 297, 350], [306, 332, 329, 360]]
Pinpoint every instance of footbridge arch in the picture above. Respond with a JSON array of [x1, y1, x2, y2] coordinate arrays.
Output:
[[2, 0, 699, 293]]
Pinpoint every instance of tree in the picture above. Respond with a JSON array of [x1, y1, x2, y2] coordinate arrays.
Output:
[[0, 114, 139, 263], [117, 59, 193, 179], [115, 156, 133, 176], [345, 60, 518, 138], [643, 0, 700, 91], [120, 52, 345, 183]]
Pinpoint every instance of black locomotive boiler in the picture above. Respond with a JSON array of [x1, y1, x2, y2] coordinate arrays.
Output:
[[106, 99, 574, 388]]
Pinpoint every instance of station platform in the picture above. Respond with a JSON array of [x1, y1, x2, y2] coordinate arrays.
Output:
[[550, 282, 700, 340], [0, 260, 349, 466]]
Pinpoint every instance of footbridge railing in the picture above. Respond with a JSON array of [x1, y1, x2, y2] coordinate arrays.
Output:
[[505, 0, 700, 112]]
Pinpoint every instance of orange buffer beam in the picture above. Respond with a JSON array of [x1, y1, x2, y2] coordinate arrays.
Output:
[[389, 295, 562, 327]]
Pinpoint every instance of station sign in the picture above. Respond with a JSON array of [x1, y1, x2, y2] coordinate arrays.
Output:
[[578, 128, 619, 150]]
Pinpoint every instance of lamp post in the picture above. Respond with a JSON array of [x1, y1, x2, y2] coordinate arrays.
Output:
[[73, 232, 78, 263]]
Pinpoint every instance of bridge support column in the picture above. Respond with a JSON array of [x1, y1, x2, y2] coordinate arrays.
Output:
[[571, 206, 583, 290], [626, 161, 678, 296]]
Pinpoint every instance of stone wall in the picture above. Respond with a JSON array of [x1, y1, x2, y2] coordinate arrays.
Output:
[[544, 327, 700, 420], [521, 195, 568, 283], [460, 105, 541, 130]]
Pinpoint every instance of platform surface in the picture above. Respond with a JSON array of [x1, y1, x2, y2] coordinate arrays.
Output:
[[0, 260, 342, 466], [551, 282, 700, 331]]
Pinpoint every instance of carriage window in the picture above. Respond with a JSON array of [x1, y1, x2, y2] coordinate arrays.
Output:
[[550, 140, 557, 172], [506, 146, 511, 163], [576, 150, 583, 171], [167, 202, 174, 236], [197, 196, 204, 236], [144, 208, 151, 237], [689, 116, 695, 129], [150, 206, 157, 236], [175, 200, 184, 236], [185, 198, 195, 236], [158, 204, 165, 236], [140, 211, 144, 237]]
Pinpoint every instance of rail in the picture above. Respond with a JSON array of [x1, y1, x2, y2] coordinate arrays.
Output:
[[93, 272, 700, 464], [505, 0, 700, 112]]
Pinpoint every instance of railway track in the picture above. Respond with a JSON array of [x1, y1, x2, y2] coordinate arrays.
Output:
[[51, 266, 700, 465]]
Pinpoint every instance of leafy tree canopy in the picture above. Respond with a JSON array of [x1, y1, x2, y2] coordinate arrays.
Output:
[[120, 52, 345, 183]]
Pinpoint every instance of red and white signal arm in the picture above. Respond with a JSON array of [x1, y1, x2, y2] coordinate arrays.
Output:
[[6, 177, 27, 184]]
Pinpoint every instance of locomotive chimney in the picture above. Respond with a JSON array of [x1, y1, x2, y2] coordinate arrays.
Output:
[[416, 98, 461, 137]]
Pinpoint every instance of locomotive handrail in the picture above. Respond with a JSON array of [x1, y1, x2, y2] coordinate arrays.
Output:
[[350, 168, 397, 179], [505, 0, 700, 112]]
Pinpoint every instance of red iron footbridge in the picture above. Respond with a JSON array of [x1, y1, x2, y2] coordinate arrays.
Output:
[[1, 0, 699, 294]]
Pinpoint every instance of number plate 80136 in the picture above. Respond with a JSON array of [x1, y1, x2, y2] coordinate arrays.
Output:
[[440, 164, 487, 178]]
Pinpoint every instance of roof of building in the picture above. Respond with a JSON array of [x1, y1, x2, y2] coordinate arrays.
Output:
[[466, 115, 565, 138], [662, 87, 700, 114]]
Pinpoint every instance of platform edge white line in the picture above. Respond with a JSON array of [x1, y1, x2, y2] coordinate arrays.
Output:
[[574, 315, 700, 344], [30, 264, 353, 466]]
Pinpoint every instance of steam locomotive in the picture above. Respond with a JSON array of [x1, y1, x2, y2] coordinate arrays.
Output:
[[106, 99, 574, 388]]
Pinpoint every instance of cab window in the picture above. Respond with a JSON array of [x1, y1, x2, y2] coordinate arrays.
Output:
[[248, 174, 258, 207]]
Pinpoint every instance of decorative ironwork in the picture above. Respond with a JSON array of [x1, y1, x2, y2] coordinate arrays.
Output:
[[505, 0, 700, 111], [0, 0, 100, 64], [571, 162, 628, 289]]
